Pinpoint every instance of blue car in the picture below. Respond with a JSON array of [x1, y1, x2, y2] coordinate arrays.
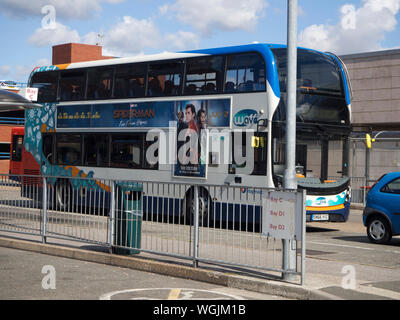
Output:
[[363, 172, 400, 244]]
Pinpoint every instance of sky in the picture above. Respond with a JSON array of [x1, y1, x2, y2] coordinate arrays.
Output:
[[0, 0, 400, 83]]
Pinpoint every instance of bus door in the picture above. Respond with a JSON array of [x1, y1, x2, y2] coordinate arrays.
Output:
[[42, 133, 54, 175], [10, 133, 24, 176], [295, 144, 307, 177]]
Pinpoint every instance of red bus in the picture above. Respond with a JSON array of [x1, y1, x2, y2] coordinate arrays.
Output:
[[9, 126, 40, 177]]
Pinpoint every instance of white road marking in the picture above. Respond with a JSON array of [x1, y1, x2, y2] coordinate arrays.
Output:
[[99, 288, 245, 300], [357, 285, 400, 300], [308, 241, 400, 254]]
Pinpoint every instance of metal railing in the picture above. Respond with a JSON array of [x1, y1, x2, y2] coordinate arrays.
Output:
[[328, 176, 372, 205], [0, 173, 306, 284]]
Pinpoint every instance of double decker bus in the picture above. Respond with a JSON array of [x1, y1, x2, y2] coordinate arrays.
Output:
[[25, 43, 352, 223]]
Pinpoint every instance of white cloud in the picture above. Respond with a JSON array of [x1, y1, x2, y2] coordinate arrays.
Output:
[[0, 0, 124, 20], [164, 0, 268, 35], [25, 13, 199, 58], [83, 17, 200, 56], [83, 16, 162, 57], [299, 0, 400, 54], [28, 22, 81, 47], [164, 31, 200, 51], [158, 4, 169, 16]]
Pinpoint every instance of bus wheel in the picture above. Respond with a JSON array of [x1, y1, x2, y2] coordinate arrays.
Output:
[[185, 188, 212, 227], [55, 180, 72, 211]]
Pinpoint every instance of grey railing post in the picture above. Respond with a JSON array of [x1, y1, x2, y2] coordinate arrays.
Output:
[[363, 176, 367, 206], [193, 186, 199, 268], [301, 189, 306, 286], [42, 176, 47, 244], [109, 180, 116, 253]]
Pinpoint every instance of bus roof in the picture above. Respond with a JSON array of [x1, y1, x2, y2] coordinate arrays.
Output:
[[28, 43, 344, 102]]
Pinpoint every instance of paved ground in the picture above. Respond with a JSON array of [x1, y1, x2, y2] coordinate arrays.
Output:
[[1, 207, 400, 301], [0, 246, 285, 301], [304, 209, 400, 300]]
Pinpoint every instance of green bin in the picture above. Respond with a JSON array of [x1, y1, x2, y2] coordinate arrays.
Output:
[[112, 182, 143, 255]]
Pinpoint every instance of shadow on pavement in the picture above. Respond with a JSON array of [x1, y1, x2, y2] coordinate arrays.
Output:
[[333, 235, 400, 246], [306, 226, 338, 233]]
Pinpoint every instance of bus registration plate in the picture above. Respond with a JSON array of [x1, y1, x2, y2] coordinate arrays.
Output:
[[312, 214, 329, 221]]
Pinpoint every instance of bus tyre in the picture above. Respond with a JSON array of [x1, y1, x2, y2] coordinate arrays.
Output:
[[185, 188, 211, 227], [367, 215, 392, 244], [55, 180, 72, 211]]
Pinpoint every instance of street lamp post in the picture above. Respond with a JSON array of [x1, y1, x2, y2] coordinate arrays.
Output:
[[282, 0, 298, 281]]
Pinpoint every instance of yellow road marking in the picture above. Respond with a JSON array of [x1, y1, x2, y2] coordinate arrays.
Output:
[[167, 289, 181, 300]]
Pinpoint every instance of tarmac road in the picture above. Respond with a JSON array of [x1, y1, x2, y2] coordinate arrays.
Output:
[[306, 209, 400, 269], [1, 208, 400, 301], [0, 245, 287, 301], [304, 208, 400, 299]]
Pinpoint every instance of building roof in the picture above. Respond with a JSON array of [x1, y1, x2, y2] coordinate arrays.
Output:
[[340, 48, 400, 60]]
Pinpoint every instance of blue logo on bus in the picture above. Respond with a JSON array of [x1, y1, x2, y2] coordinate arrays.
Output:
[[315, 197, 327, 206], [233, 109, 258, 127]]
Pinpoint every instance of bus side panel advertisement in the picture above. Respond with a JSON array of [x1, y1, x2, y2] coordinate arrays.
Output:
[[173, 99, 230, 179], [56, 98, 231, 179], [56, 98, 231, 129]]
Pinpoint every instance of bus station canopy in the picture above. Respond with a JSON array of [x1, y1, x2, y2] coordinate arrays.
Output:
[[0, 89, 40, 112]]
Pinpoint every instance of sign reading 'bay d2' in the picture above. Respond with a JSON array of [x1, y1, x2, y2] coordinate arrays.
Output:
[[262, 191, 304, 240]]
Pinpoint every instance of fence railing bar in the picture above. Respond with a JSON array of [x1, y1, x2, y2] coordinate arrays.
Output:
[[0, 173, 305, 284]]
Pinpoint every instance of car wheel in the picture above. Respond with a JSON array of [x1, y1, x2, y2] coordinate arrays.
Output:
[[367, 215, 392, 244]]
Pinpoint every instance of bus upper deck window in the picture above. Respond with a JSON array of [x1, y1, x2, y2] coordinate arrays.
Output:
[[184, 56, 224, 95], [115, 64, 146, 99], [30, 71, 58, 103], [59, 71, 86, 101], [87, 68, 113, 99], [224, 53, 266, 93], [147, 62, 183, 97]]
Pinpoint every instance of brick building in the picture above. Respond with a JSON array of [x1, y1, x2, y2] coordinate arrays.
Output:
[[52, 43, 114, 65]]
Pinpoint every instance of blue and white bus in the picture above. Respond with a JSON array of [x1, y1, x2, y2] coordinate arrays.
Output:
[[26, 43, 352, 224]]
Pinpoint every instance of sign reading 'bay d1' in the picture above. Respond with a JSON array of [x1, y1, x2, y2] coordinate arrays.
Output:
[[262, 191, 305, 240]]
